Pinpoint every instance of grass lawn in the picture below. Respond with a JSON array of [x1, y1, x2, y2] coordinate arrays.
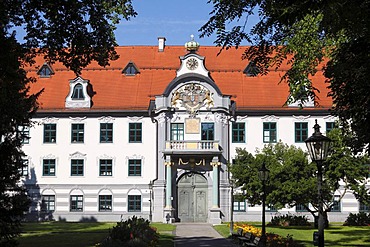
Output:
[[18, 222, 175, 247], [214, 222, 370, 246]]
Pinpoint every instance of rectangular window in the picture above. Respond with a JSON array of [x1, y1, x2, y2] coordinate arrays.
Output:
[[71, 159, 84, 176], [201, 123, 214, 141], [171, 123, 184, 141], [331, 196, 341, 212], [41, 195, 55, 212], [19, 126, 30, 144], [128, 159, 141, 176], [71, 123, 84, 143], [129, 123, 142, 143], [100, 123, 113, 143], [326, 122, 335, 133], [263, 122, 277, 143], [99, 195, 112, 212], [70, 195, 83, 212], [20, 159, 29, 176], [359, 202, 370, 212], [233, 195, 246, 212], [266, 204, 278, 212], [232, 122, 245, 143], [44, 124, 56, 143], [296, 203, 309, 212], [295, 122, 308, 142], [43, 159, 56, 176], [99, 159, 113, 176], [128, 195, 141, 212]]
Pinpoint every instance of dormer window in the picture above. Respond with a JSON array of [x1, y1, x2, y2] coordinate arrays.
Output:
[[65, 77, 91, 108], [71, 84, 84, 100], [122, 62, 139, 76], [243, 61, 259, 77], [37, 63, 54, 78]]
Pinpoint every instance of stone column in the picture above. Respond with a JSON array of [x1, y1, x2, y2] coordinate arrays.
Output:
[[211, 158, 220, 208], [163, 157, 174, 223], [165, 159, 172, 209], [209, 158, 221, 224]]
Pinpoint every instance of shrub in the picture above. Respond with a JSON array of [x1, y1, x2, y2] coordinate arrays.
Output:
[[268, 214, 311, 226], [96, 216, 159, 247], [267, 233, 305, 247], [343, 212, 370, 226]]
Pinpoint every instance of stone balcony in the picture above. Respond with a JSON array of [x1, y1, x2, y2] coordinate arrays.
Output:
[[163, 140, 222, 156]]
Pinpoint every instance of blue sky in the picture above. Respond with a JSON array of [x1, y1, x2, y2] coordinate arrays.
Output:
[[115, 0, 216, 46], [115, 0, 259, 46]]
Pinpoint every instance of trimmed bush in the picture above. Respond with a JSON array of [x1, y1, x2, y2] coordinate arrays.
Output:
[[343, 212, 370, 226], [96, 216, 159, 247], [268, 214, 311, 226]]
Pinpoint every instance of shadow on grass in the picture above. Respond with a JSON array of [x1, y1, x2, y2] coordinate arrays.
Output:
[[19, 222, 175, 247], [158, 234, 175, 247]]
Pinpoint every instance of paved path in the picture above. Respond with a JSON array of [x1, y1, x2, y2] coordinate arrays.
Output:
[[174, 223, 236, 247]]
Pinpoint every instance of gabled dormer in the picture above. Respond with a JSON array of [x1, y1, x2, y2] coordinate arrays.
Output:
[[65, 77, 91, 108], [37, 63, 54, 78], [122, 62, 140, 76], [243, 61, 259, 77]]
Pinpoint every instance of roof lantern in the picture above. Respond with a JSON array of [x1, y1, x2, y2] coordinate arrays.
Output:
[[185, 34, 200, 52]]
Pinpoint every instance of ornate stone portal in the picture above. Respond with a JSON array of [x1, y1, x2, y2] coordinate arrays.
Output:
[[171, 83, 214, 117]]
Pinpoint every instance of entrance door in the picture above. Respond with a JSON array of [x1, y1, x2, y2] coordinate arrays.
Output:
[[178, 173, 208, 222]]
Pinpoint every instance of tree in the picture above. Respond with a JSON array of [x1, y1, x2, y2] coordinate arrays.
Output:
[[231, 138, 369, 225], [0, 1, 136, 245], [200, 0, 370, 153]]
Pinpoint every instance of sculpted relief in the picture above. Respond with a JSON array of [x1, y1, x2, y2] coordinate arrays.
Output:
[[171, 83, 214, 117]]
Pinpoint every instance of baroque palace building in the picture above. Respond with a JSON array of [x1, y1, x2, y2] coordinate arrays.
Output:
[[20, 37, 368, 223]]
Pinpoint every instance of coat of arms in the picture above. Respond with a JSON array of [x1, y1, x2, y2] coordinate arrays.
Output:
[[171, 83, 214, 117]]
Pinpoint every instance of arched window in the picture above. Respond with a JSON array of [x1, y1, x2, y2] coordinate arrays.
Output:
[[71, 84, 84, 100]]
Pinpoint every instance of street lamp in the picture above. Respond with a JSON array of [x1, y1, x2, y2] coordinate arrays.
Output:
[[149, 180, 153, 222], [258, 162, 269, 247], [305, 120, 331, 247]]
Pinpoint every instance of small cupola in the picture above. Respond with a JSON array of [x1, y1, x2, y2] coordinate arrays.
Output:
[[184, 35, 200, 53]]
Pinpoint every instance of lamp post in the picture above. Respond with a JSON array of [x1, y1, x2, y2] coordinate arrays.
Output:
[[305, 120, 331, 247], [149, 180, 153, 222], [258, 162, 269, 247]]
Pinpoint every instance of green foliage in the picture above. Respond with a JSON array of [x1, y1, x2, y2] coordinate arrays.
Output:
[[201, 0, 370, 153], [1, 1, 136, 245], [268, 214, 311, 227], [343, 213, 370, 226], [0, 33, 36, 247], [230, 136, 369, 224], [97, 216, 159, 247]]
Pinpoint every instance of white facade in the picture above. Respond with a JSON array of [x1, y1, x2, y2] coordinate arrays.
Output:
[[20, 42, 368, 223]]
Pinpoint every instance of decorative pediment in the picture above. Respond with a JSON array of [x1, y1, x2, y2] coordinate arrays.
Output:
[[128, 116, 144, 122], [261, 115, 279, 122], [40, 117, 59, 124], [98, 116, 115, 123], [69, 151, 86, 159], [292, 115, 311, 121], [69, 116, 86, 122]]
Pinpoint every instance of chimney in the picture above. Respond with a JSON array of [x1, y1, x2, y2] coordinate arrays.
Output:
[[158, 37, 166, 52]]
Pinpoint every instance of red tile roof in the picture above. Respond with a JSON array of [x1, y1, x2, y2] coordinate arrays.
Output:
[[26, 46, 332, 112]]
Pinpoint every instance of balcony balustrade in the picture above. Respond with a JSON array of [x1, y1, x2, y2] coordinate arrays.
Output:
[[164, 140, 221, 156]]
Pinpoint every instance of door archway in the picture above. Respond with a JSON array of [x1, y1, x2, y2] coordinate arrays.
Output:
[[177, 173, 208, 222]]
